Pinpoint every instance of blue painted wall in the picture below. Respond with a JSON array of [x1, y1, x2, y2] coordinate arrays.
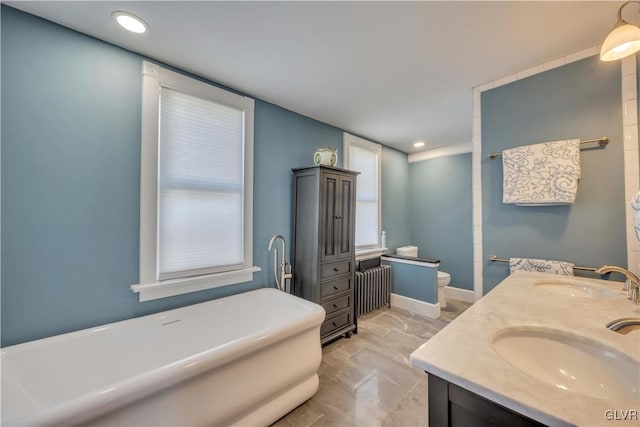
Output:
[[381, 147, 411, 253], [409, 153, 473, 291], [253, 100, 344, 288], [481, 56, 625, 293], [381, 259, 437, 303], [1, 7, 408, 346]]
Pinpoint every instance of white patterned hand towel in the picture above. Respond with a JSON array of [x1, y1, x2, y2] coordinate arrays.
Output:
[[509, 258, 574, 275], [632, 191, 640, 243], [502, 139, 580, 205]]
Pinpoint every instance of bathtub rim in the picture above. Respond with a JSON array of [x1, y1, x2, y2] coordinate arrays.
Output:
[[2, 288, 325, 426]]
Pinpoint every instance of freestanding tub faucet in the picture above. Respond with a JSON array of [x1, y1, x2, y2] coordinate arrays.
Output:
[[268, 234, 293, 293], [596, 265, 640, 304]]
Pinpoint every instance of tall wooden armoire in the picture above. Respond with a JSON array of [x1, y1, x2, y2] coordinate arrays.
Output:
[[292, 165, 358, 344]]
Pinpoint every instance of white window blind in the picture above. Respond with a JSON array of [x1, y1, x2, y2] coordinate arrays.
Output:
[[133, 61, 256, 301], [344, 134, 382, 248], [158, 87, 244, 279], [350, 145, 379, 247]]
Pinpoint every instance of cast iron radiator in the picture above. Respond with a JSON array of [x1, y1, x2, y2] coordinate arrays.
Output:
[[355, 265, 391, 316]]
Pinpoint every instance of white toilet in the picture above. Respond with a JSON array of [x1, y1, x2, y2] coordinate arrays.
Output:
[[396, 246, 450, 308], [437, 271, 450, 308]]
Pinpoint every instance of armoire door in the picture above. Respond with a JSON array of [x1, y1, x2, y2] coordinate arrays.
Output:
[[320, 172, 340, 263], [337, 175, 355, 260]]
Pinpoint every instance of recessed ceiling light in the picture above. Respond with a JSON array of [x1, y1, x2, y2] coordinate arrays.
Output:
[[413, 141, 425, 148], [112, 11, 148, 34]]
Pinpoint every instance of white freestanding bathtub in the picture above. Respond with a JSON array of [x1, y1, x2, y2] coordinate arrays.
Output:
[[1, 288, 325, 426]]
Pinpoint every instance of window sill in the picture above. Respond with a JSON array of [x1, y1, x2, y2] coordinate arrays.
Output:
[[355, 247, 388, 261], [131, 266, 261, 302]]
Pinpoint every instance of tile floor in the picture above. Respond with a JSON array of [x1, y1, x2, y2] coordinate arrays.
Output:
[[272, 299, 472, 427]]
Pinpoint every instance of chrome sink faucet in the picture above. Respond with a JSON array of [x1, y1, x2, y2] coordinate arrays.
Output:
[[596, 265, 640, 304], [606, 318, 640, 334]]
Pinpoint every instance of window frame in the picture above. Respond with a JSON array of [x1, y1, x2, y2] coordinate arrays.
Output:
[[131, 61, 258, 302], [343, 133, 383, 257]]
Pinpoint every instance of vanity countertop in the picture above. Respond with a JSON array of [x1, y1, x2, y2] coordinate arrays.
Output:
[[410, 271, 640, 426]]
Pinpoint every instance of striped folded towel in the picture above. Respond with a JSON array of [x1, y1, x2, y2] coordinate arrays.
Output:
[[509, 258, 574, 276]]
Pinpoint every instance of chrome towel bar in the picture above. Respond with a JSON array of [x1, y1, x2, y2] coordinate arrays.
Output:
[[487, 137, 609, 159], [488, 255, 598, 272]]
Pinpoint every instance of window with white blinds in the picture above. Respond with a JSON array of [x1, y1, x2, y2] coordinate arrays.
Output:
[[133, 61, 256, 301], [344, 133, 382, 249], [158, 87, 244, 278]]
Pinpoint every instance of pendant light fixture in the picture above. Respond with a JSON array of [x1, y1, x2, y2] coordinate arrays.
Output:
[[600, 1, 640, 61]]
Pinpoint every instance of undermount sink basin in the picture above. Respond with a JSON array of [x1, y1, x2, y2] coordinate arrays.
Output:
[[492, 327, 639, 402], [533, 278, 622, 299]]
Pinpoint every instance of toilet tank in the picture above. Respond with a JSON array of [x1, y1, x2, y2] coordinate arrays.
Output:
[[397, 246, 418, 257]]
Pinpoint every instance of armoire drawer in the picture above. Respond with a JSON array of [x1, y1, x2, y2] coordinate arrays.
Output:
[[321, 294, 351, 316], [320, 309, 352, 337], [321, 260, 353, 280], [320, 277, 352, 299]]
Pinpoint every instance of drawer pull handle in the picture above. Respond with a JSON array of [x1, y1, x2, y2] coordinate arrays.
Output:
[[333, 285, 339, 290], [333, 267, 339, 272], [333, 303, 338, 308], [332, 321, 338, 327]]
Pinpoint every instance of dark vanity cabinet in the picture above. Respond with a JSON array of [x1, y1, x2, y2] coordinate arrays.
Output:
[[292, 165, 358, 344], [428, 375, 545, 427]]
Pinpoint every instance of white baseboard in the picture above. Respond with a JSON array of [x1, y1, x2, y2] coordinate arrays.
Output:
[[391, 293, 441, 318], [444, 286, 476, 303]]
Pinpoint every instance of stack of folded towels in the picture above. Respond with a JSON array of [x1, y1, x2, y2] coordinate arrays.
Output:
[[502, 139, 581, 205], [509, 258, 575, 276]]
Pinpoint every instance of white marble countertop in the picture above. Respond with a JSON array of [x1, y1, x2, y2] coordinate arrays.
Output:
[[410, 271, 640, 427]]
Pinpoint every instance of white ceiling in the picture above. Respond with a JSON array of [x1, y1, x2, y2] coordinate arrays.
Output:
[[6, 1, 621, 153]]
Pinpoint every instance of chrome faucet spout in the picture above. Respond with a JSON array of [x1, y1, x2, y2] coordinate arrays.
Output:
[[606, 317, 640, 334], [596, 265, 640, 283], [268, 234, 285, 252], [596, 265, 640, 303]]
